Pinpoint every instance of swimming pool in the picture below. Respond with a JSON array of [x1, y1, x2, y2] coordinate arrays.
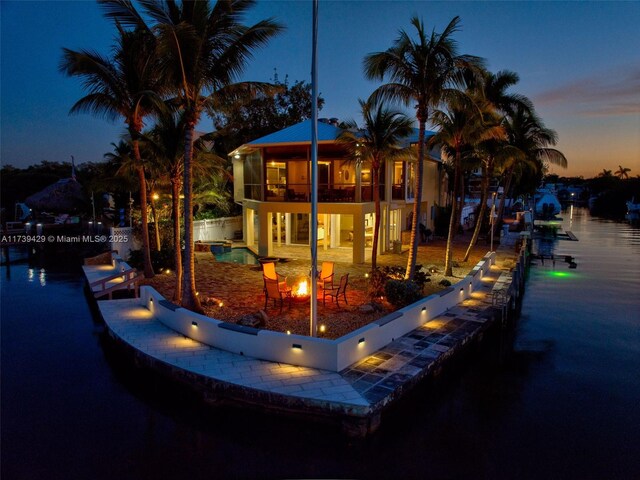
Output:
[[213, 247, 259, 265]]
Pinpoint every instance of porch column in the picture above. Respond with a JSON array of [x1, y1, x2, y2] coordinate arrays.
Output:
[[276, 212, 282, 246], [323, 213, 329, 251], [258, 209, 272, 257], [330, 214, 340, 248], [246, 207, 254, 247], [285, 213, 291, 245], [353, 216, 365, 264]]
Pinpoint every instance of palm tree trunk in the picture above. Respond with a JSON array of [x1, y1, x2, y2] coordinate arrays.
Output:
[[405, 118, 426, 280], [444, 153, 461, 276], [150, 195, 161, 251], [494, 164, 515, 238], [181, 123, 203, 313], [456, 170, 465, 235], [372, 165, 381, 271], [132, 139, 154, 278], [463, 160, 491, 262], [171, 177, 183, 302]]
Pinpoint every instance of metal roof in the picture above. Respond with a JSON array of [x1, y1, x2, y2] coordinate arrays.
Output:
[[233, 120, 441, 161], [248, 119, 343, 146]]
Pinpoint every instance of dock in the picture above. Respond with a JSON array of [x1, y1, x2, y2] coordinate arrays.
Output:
[[85, 248, 527, 436]]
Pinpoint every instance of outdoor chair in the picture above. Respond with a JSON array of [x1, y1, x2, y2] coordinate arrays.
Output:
[[262, 261, 288, 292], [263, 276, 291, 312], [323, 273, 349, 306], [317, 261, 335, 296]]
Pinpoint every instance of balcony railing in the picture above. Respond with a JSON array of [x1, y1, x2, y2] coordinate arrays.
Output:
[[244, 182, 407, 203]]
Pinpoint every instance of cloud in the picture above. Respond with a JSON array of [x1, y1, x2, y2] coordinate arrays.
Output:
[[534, 64, 640, 116]]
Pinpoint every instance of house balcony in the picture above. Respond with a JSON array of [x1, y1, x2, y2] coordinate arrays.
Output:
[[245, 183, 407, 203]]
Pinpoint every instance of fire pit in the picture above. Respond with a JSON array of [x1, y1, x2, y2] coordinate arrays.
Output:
[[291, 276, 311, 302]]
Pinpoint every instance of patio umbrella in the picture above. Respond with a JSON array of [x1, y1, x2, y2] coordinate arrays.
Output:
[[25, 178, 87, 213]]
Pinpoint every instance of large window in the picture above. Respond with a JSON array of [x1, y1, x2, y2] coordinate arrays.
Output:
[[243, 151, 262, 200], [265, 161, 286, 201], [392, 161, 405, 200]]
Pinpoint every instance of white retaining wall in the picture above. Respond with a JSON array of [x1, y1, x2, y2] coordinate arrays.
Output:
[[193, 216, 243, 242], [133, 252, 496, 372]]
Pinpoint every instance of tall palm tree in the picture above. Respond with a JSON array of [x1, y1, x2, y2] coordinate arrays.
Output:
[[598, 168, 613, 178], [429, 97, 505, 276], [615, 165, 631, 179], [462, 69, 528, 262], [60, 25, 161, 278], [102, 0, 284, 312], [364, 15, 484, 280], [494, 106, 568, 233], [337, 96, 414, 271]]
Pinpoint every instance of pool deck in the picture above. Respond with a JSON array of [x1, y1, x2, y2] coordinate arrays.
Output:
[[85, 248, 520, 436]]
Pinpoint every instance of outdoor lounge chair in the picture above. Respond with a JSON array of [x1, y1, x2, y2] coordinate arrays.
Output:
[[263, 276, 291, 312], [323, 273, 349, 306]]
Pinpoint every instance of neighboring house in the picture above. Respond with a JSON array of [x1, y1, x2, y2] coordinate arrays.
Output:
[[230, 119, 445, 264]]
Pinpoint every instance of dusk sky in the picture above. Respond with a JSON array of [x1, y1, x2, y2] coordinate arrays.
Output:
[[1, 0, 639, 178]]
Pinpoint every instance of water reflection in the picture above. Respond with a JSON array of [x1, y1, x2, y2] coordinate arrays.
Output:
[[2, 209, 639, 479]]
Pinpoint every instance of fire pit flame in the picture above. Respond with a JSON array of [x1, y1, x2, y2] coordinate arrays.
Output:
[[292, 278, 310, 300]]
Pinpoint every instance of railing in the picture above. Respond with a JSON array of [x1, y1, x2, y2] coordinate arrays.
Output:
[[90, 268, 141, 300]]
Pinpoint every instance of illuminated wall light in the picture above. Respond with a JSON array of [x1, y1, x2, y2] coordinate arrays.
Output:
[[358, 337, 365, 344], [459, 288, 464, 292], [191, 321, 198, 327], [421, 307, 427, 313], [292, 343, 302, 349]]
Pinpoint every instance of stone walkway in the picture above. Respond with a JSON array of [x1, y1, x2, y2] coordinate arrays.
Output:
[[91, 249, 515, 433]]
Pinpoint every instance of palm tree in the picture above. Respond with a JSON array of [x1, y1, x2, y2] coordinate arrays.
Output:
[[462, 69, 528, 262], [337, 96, 414, 271], [60, 25, 161, 278], [429, 96, 505, 276], [494, 106, 568, 233], [598, 169, 613, 178], [615, 165, 631, 179], [102, 0, 284, 312], [364, 15, 484, 280]]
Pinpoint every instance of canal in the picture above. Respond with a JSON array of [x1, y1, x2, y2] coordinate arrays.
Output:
[[1, 208, 639, 479]]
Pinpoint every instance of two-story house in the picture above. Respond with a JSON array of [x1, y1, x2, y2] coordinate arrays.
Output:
[[230, 119, 446, 264]]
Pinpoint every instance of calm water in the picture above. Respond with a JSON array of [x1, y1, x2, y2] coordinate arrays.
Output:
[[2, 208, 639, 479], [213, 247, 260, 265]]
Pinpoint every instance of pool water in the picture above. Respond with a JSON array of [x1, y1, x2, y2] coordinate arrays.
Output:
[[213, 247, 259, 265]]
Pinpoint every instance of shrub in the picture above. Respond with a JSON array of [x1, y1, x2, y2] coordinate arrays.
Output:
[[367, 264, 430, 299], [128, 248, 175, 274], [384, 279, 423, 308], [439, 279, 451, 287]]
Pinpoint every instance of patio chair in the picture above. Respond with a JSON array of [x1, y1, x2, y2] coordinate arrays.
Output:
[[264, 276, 291, 312], [323, 273, 349, 306], [262, 261, 288, 292], [317, 261, 335, 296]]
